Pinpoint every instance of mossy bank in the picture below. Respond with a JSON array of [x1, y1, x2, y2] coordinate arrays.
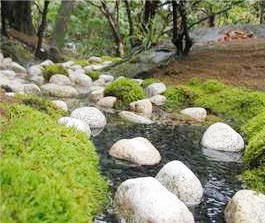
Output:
[[163, 79, 265, 193], [0, 94, 108, 223]]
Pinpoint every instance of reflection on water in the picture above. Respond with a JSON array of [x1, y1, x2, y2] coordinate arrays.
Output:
[[93, 123, 243, 223]]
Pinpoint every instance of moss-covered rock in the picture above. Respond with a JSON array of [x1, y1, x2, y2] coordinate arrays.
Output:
[[0, 96, 108, 222], [104, 78, 145, 109], [42, 64, 68, 81], [86, 70, 100, 80]]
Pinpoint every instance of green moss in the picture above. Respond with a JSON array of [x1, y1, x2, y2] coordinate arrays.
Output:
[[104, 78, 145, 108], [42, 64, 68, 81], [101, 56, 121, 63], [242, 167, 265, 193], [163, 79, 265, 192], [0, 102, 108, 222], [73, 59, 90, 67], [85, 70, 100, 80], [141, 78, 160, 88]]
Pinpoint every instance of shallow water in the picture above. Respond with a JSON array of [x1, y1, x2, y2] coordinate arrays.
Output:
[[93, 123, 243, 223]]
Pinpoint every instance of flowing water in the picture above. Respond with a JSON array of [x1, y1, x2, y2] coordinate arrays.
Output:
[[93, 121, 244, 223]]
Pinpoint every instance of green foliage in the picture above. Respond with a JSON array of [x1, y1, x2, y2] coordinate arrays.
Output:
[[15, 94, 66, 118], [73, 59, 90, 67], [141, 78, 160, 88], [42, 64, 68, 81], [104, 78, 145, 108], [164, 79, 265, 192], [0, 104, 108, 223], [86, 70, 100, 80]]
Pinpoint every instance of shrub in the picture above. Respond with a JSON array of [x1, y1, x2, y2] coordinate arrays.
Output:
[[104, 78, 145, 108], [42, 64, 68, 81], [202, 79, 226, 93], [85, 70, 100, 80], [0, 102, 108, 222], [141, 78, 160, 88]]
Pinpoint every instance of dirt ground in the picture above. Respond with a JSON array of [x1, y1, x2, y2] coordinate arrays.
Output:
[[153, 38, 265, 91]]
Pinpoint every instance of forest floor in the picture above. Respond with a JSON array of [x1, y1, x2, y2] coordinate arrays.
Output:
[[153, 38, 265, 91]]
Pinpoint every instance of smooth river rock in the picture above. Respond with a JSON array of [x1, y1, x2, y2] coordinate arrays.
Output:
[[58, 117, 91, 137], [146, 82, 167, 97], [224, 190, 265, 223], [69, 72, 92, 87], [149, 94, 166, 106], [28, 65, 43, 76], [130, 99, 152, 117], [109, 137, 161, 165], [114, 177, 195, 223], [23, 84, 41, 95], [96, 96, 117, 108], [41, 83, 78, 98], [156, 160, 203, 206], [201, 122, 244, 152], [52, 100, 68, 112], [180, 107, 207, 121], [71, 106, 106, 129], [119, 111, 154, 124], [49, 74, 71, 86]]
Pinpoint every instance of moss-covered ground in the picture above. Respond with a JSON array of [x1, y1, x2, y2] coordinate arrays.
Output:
[[0, 94, 108, 223], [163, 79, 265, 193]]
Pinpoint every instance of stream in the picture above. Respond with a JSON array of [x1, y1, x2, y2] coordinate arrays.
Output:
[[93, 119, 244, 223]]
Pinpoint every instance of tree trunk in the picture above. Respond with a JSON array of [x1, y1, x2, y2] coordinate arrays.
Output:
[[260, 1, 265, 24], [124, 0, 134, 48], [142, 0, 160, 31], [1, 0, 35, 35], [171, 0, 192, 56], [1, 0, 8, 36], [35, 0, 50, 58], [208, 14, 215, 27], [53, 0, 74, 50], [100, 0, 124, 57]]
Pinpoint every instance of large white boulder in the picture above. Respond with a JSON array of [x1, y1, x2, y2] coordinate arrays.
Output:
[[146, 82, 167, 97], [49, 74, 71, 86], [180, 107, 207, 121], [99, 74, 114, 83], [58, 117, 91, 137], [149, 94, 166, 106], [115, 177, 195, 223], [130, 99, 152, 117], [109, 137, 161, 165], [96, 96, 117, 108], [156, 161, 203, 206], [119, 111, 154, 124], [29, 75, 45, 85], [69, 72, 92, 87], [41, 83, 78, 98], [71, 106, 106, 129], [201, 122, 244, 152], [52, 100, 68, 112], [28, 65, 43, 76], [0, 70, 16, 79], [224, 190, 265, 223]]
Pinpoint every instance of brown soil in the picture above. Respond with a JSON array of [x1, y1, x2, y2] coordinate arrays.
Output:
[[153, 39, 265, 91]]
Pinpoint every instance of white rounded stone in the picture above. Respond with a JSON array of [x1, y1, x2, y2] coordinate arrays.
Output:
[[201, 122, 244, 152], [88, 56, 102, 63], [149, 95, 166, 106], [71, 106, 106, 129], [52, 100, 68, 112], [130, 99, 152, 117], [99, 74, 114, 83], [146, 82, 167, 97], [96, 96, 117, 108], [69, 72, 92, 87], [23, 84, 41, 95], [29, 75, 45, 85], [180, 107, 207, 121], [58, 117, 91, 137], [49, 74, 71, 86], [41, 83, 78, 98], [115, 177, 195, 223], [40, 59, 54, 67], [89, 88, 104, 102], [109, 137, 161, 165], [119, 111, 154, 124], [225, 190, 265, 223], [156, 160, 203, 206], [28, 65, 43, 76], [93, 78, 105, 86], [10, 62, 26, 73]]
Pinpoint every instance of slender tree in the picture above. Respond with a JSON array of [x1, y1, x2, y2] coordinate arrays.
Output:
[[124, 0, 135, 48], [35, 0, 50, 58], [53, 0, 74, 50]]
